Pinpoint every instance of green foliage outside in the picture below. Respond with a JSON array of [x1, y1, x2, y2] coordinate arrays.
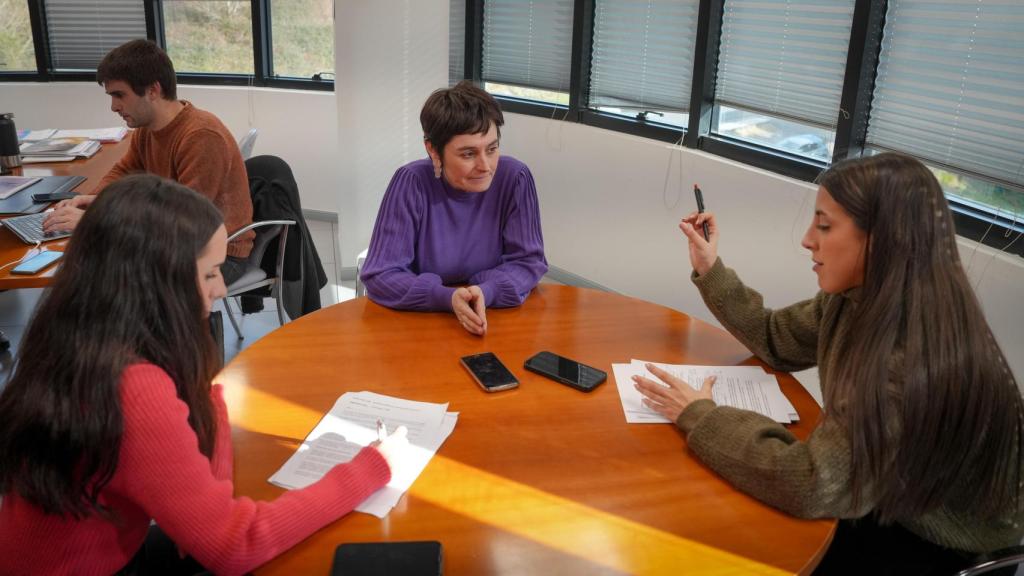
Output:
[[161, 0, 333, 79], [271, 0, 333, 79], [486, 82, 570, 106], [933, 168, 1024, 219], [164, 1, 255, 75], [0, 0, 36, 71]]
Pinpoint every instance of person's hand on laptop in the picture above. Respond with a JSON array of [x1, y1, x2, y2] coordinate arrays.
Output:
[[43, 194, 96, 234], [56, 194, 96, 210], [43, 205, 85, 234]]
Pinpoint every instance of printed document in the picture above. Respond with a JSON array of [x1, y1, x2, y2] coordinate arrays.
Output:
[[613, 359, 798, 424], [269, 391, 457, 518]]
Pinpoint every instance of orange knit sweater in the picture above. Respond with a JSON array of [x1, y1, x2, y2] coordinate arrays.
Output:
[[99, 102, 255, 258]]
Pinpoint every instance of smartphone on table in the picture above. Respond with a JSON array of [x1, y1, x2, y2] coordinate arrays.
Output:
[[332, 541, 442, 576], [524, 351, 607, 392], [460, 352, 519, 392], [11, 250, 63, 275], [32, 191, 76, 203]]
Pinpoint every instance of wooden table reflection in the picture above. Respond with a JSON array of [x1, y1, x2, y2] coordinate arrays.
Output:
[[221, 285, 835, 575]]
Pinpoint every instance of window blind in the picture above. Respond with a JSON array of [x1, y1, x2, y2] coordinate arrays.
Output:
[[450, 0, 465, 85], [866, 0, 1024, 190], [715, 0, 855, 128], [589, 0, 699, 113], [482, 0, 574, 92], [44, 0, 147, 71]]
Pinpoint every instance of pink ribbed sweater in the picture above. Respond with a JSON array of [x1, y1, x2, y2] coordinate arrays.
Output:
[[0, 364, 390, 575]]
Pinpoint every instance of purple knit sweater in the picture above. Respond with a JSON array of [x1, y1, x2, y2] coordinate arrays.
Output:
[[361, 156, 547, 311]]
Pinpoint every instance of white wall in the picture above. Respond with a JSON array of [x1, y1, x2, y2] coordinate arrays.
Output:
[[334, 0, 448, 267], [1, 82, 340, 214]]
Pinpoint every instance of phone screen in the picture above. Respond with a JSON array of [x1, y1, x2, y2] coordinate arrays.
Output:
[[460, 352, 518, 392], [524, 351, 607, 392], [11, 250, 62, 275]]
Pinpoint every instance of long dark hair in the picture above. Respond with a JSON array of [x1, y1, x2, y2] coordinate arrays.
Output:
[[0, 175, 223, 518], [818, 153, 1022, 521]]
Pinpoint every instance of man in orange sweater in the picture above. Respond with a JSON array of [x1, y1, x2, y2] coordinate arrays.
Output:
[[43, 39, 254, 283]]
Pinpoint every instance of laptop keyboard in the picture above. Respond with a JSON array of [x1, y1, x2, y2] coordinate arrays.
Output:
[[3, 212, 71, 244]]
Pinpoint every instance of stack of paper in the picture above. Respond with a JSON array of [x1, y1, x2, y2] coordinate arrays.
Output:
[[269, 391, 458, 518], [17, 129, 57, 142], [19, 138, 101, 163], [18, 127, 128, 144], [612, 359, 798, 424], [53, 127, 128, 143]]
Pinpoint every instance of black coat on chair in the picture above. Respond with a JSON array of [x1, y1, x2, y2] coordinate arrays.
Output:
[[241, 155, 327, 319]]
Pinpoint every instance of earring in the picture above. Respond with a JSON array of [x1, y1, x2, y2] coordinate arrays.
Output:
[[433, 163, 442, 179]]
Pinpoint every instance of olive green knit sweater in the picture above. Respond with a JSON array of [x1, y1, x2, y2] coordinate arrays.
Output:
[[677, 258, 1022, 553]]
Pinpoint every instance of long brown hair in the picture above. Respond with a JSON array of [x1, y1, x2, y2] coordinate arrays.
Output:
[[0, 175, 223, 517], [818, 153, 1022, 521]]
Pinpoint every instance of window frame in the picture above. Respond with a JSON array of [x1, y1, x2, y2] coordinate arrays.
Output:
[[458, 0, 1024, 258], [0, 0, 334, 91]]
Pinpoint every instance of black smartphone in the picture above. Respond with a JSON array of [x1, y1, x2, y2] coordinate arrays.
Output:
[[332, 541, 442, 576], [524, 351, 607, 392], [31, 191, 76, 203], [11, 250, 62, 275], [460, 352, 519, 392]]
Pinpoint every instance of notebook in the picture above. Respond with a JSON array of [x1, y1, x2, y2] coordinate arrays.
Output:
[[0, 175, 85, 215]]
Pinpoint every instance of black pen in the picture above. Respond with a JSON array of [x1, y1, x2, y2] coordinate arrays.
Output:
[[693, 184, 710, 242]]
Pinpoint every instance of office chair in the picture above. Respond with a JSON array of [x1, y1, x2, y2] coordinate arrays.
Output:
[[355, 247, 368, 297], [955, 546, 1024, 576], [238, 128, 259, 160], [223, 217, 295, 340]]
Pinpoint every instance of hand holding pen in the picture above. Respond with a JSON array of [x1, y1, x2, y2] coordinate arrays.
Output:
[[679, 185, 718, 277], [371, 418, 409, 474], [694, 185, 710, 241]]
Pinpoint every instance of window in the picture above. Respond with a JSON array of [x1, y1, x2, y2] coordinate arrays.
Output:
[[932, 167, 1024, 222], [0, 0, 37, 72], [865, 0, 1024, 218], [712, 0, 855, 162], [481, 0, 574, 105], [270, 0, 334, 80], [450, 0, 465, 85], [163, 0, 254, 75], [2, 0, 334, 89], [588, 0, 700, 129], [44, 0, 147, 72]]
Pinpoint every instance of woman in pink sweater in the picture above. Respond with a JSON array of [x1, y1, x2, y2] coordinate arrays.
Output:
[[0, 175, 407, 576]]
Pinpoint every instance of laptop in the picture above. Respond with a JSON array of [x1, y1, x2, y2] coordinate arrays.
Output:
[[3, 211, 71, 244]]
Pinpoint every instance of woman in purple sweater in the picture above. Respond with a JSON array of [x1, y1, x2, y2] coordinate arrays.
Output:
[[361, 81, 548, 336]]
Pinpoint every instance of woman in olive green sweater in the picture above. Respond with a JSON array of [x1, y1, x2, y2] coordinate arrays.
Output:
[[635, 153, 1022, 574]]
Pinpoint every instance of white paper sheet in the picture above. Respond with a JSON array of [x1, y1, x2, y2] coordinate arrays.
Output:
[[614, 360, 799, 424], [356, 412, 458, 518], [53, 127, 128, 142], [268, 391, 457, 518], [18, 129, 57, 142]]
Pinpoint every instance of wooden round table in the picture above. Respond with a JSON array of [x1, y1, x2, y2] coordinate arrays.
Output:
[[219, 285, 835, 575]]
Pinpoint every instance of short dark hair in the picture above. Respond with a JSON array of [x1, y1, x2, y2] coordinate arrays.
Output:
[[96, 39, 177, 100], [420, 81, 504, 155]]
